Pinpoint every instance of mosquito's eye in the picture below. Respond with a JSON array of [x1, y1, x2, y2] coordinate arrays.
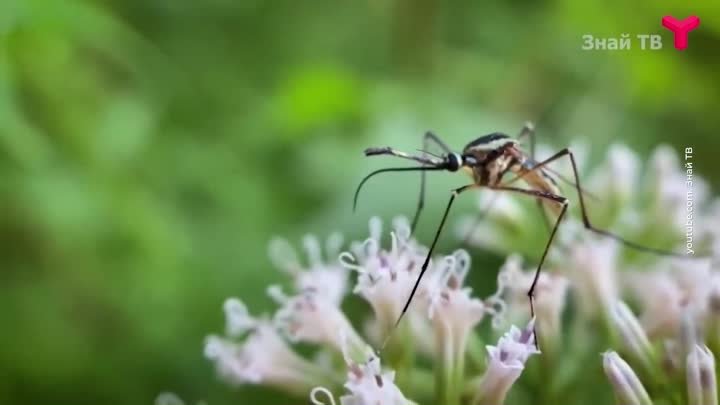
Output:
[[446, 153, 462, 172]]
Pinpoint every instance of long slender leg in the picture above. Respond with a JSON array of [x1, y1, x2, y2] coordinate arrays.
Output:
[[517, 122, 552, 231], [508, 148, 685, 257], [489, 186, 568, 321], [411, 131, 453, 233], [486, 186, 567, 350], [398, 184, 477, 328]]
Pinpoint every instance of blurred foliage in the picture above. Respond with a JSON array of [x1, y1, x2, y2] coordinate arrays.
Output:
[[0, 0, 718, 404]]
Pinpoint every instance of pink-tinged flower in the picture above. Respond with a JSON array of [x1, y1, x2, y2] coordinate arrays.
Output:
[[626, 257, 714, 338], [474, 319, 540, 405], [339, 217, 430, 333], [340, 356, 412, 405], [268, 233, 348, 305], [561, 232, 620, 318], [204, 299, 335, 395], [602, 351, 652, 405], [687, 345, 717, 405], [268, 285, 365, 353], [587, 143, 640, 201], [310, 356, 413, 405], [426, 250, 488, 344], [626, 270, 685, 338], [223, 298, 257, 337], [497, 255, 568, 346], [424, 249, 507, 404]]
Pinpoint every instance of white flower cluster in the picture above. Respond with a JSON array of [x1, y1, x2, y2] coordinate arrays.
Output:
[[195, 142, 720, 405], [457, 143, 720, 334], [204, 218, 538, 405], [456, 142, 720, 405], [204, 233, 358, 396]]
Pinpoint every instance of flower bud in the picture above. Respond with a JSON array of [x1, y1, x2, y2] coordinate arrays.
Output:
[[687, 345, 717, 405], [609, 301, 655, 370], [602, 351, 652, 405]]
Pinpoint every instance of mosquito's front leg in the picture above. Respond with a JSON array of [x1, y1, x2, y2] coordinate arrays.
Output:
[[381, 183, 478, 353], [411, 131, 453, 233]]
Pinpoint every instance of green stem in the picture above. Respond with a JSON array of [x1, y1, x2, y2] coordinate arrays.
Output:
[[453, 329, 470, 404], [466, 330, 486, 373], [384, 321, 416, 391], [436, 325, 461, 405], [406, 368, 435, 401]]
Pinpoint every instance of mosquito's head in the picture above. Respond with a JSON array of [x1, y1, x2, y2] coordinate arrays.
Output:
[[444, 152, 464, 172], [354, 146, 464, 212]]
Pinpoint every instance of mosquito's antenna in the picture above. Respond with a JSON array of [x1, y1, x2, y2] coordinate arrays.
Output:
[[353, 166, 446, 212]]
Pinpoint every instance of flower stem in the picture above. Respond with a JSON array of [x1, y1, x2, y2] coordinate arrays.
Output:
[[435, 324, 461, 405], [384, 321, 416, 391]]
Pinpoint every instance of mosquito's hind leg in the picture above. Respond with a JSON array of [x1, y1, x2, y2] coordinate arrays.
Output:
[[411, 131, 452, 233], [514, 148, 686, 257], [490, 185, 569, 349]]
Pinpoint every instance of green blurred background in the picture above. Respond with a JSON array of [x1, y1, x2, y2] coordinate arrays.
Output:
[[0, 1, 718, 404]]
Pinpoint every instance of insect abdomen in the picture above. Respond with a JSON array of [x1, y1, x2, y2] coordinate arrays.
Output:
[[516, 162, 563, 215]]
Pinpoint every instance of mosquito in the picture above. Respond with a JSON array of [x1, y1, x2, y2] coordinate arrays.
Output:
[[353, 122, 688, 341]]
